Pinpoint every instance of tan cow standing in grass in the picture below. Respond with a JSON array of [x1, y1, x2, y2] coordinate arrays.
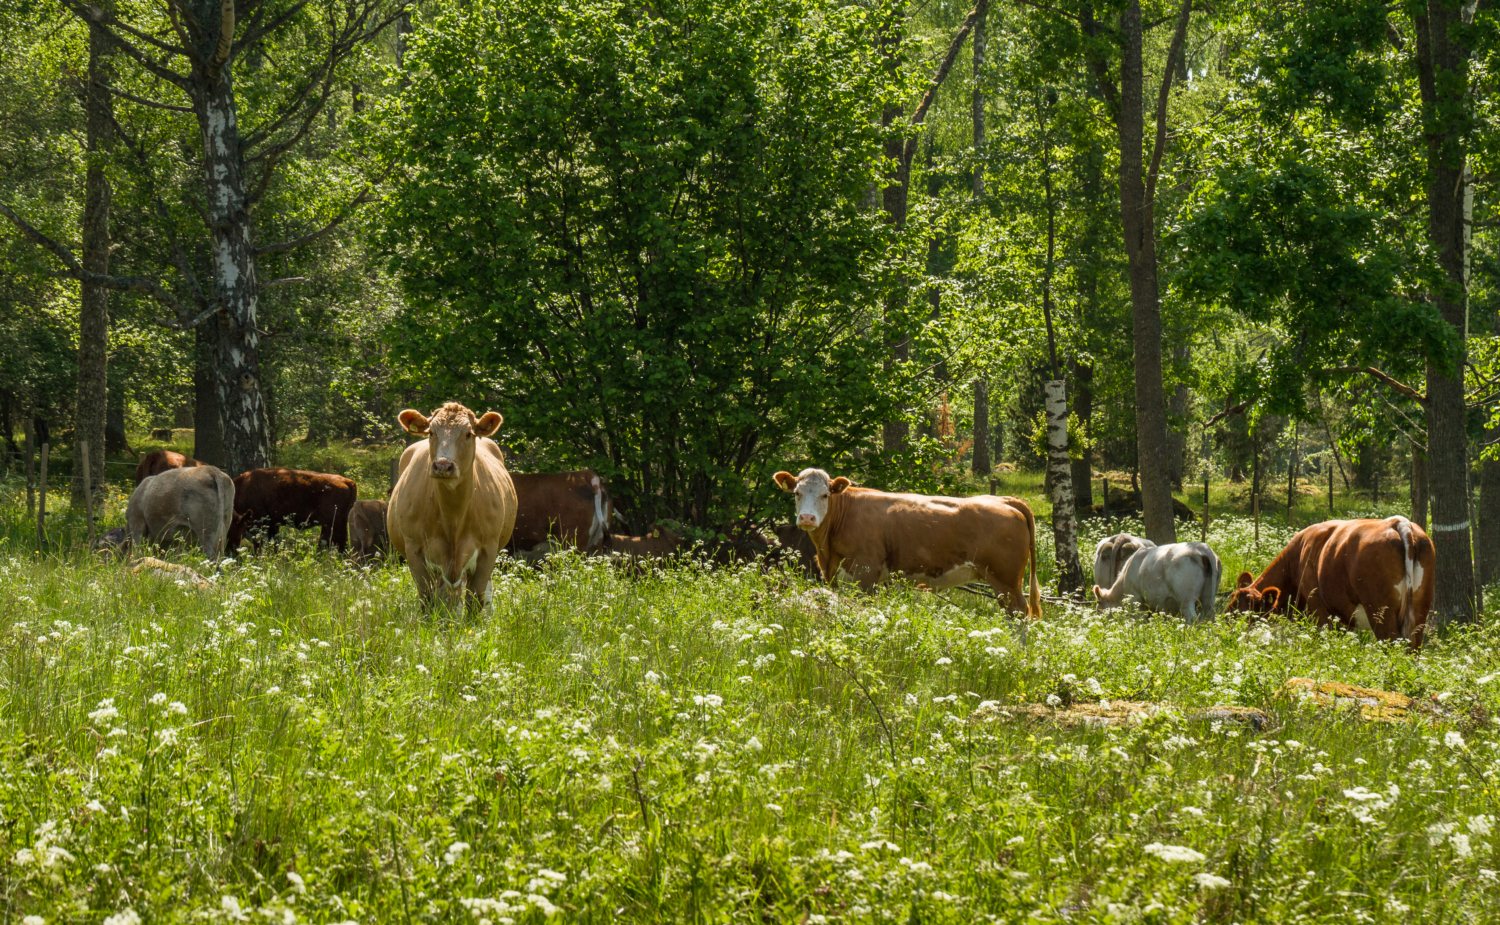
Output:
[[773, 468, 1041, 616], [388, 403, 517, 612]]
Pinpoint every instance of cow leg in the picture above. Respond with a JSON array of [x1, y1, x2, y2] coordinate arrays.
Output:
[[465, 548, 499, 615]]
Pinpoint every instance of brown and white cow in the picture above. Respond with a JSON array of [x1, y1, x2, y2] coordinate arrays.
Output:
[[228, 468, 358, 553], [508, 470, 612, 556], [135, 449, 204, 485], [772, 468, 1041, 615], [387, 403, 517, 612], [348, 499, 389, 563], [1226, 516, 1435, 647], [127, 465, 235, 560]]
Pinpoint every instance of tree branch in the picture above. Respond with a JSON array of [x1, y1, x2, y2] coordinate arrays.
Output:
[[1328, 366, 1428, 405], [207, 0, 235, 79], [901, 1, 984, 173], [96, 80, 194, 113], [255, 189, 376, 255], [0, 198, 187, 315], [1204, 398, 1249, 426], [62, 1, 192, 87], [1145, 0, 1192, 206], [260, 276, 307, 290]]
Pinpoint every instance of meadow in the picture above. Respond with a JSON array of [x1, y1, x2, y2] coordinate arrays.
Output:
[[2, 467, 1499, 924]]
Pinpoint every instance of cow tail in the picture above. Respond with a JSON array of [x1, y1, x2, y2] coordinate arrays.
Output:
[[213, 471, 233, 562], [1198, 551, 1217, 622], [1397, 517, 1418, 642], [1022, 501, 1041, 618]]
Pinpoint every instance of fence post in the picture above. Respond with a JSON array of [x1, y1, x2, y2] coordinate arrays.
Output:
[[80, 438, 94, 545], [37, 442, 49, 550], [24, 419, 34, 528], [1253, 492, 1260, 549]]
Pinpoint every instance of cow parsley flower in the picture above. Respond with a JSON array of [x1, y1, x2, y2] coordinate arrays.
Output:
[[1194, 873, 1232, 889], [692, 694, 723, 709], [444, 842, 470, 865], [1045, 694, 1063, 707], [1445, 731, 1466, 750], [1470, 815, 1494, 837], [87, 699, 118, 724], [23, 916, 45, 925], [102, 912, 141, 925], [1143, 843, 1206, 864], [148, 692, 167, 706]]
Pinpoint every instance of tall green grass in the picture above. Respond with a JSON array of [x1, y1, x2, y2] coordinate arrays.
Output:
[[2, 535, 1498, 923]]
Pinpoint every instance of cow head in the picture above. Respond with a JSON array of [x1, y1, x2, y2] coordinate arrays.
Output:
[[399, 403, 503, 481], [773, 468, 850, 531], [1225, 571, 1280, 613]]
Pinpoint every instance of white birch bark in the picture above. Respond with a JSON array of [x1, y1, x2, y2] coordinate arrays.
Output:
[[1045, 379, 1082, 593]]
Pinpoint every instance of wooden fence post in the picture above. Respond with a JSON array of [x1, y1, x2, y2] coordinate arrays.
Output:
[[37, 442, 49, 550], [80, 438, 94, 544], [1253, 492, 1260, 549]]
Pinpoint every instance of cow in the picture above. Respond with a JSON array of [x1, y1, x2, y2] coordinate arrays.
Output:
[[773, 523, 821, 580], [1225, 517, 1434, 647], [772, 468, 1041, 616], [1092, 542, 1222, 623], [1092, 533, 1156, 591], [507, 470, 612, 556], [387, 402, 517, 612], [227, 468, 358, 553], [125, 465, 235, 560], [348, 499, 389, 563], [134, 449, 204, 485], [92, 526, 130, 557], [610, 525, 684, 560]]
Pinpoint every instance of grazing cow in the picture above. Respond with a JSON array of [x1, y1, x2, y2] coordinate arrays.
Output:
[[348, 499, 389, 563], [508, 470, 612, 556], [227, 468, 358, 553], [387, 402, 517, 611], [773, 523, 821, 580], [610, 525, 684, 560], [134, 449, 204, 485], [772, 468, 1040, 616], [1092, 533, 1156, 591], [126, 465, 235, 560], [1226, 517, 1434, 647], [1092, 542, 1222, 623], [92, 526, 130, 557]]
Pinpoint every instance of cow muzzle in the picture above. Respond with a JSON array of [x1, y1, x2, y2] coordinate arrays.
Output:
[[797, 514, 817, 529], [431, 458, 458, 478]]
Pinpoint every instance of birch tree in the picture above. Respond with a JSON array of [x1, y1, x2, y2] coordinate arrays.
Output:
[[0, 0, 405, 475]]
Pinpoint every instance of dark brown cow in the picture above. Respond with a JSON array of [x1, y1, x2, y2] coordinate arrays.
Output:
[[349, 499, 389, 563], [773, 468, 1041, 615], [134, 449, 204, 485], [610, 525, 683, 559], [508, 470, 612, 555], [227, 468, 358, 553], [1226, 517, 1435, 647]]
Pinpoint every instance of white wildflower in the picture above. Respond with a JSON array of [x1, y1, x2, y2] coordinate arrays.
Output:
[[1143, 843, 1206, 864], [1451, 834, 1473, 858], [935, 657, 953, 666], [1469, 815, 1494, 837], [1045, 694, 1063, 707], [103, 912, 141, 925], [745, 736, 763, 751], [148, 693, 167, 706], [220, 896, 247, 922], [286, 871, 305, 894], [167, 701, 187, 716], [87, 699, 118, 724], [1194, 873, 1232, 889], [692, 694, 723, 709], [1445, 731, 1466, 749], [444, 841, 471, 865]]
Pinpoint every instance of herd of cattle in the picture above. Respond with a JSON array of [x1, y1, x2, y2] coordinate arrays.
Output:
[[112, 402, 1440, 648]]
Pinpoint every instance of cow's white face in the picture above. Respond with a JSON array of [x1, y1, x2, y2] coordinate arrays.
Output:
[[773, 468, 850, 531], [399, 403, 503, 481]]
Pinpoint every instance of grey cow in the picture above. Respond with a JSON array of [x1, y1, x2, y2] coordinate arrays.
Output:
[[126, 465, 236, 560], [1092, 533, 1156, 591]]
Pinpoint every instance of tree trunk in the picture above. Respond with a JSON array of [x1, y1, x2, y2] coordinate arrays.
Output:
[[194, 321, 226, 468], [72, 24, 111, 508], [1414, 1, 1476, 625], [1069, 358, 1094, 510], [195, 75, 271, 476], [1412, 447, 1428, 529], [105, 388, 129, 456], [972, 2, 985, 200], [1115, 0, 1176, 545], [972, 378, 991, 475], [1478, 453, 1500, 587], [1045, 379, 1082, 593]]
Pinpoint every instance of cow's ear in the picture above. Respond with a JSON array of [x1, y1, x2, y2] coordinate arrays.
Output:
[[773, 471, 797, 491], [1262, 587, 1280, 610], [829, 477, 851, 494], [399, 409, 430, 436], [471, 411, 503, 437], [1237, 571, 1254, 589]]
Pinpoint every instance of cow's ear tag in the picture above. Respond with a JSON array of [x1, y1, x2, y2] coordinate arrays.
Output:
[[471, 412, 503, 437], [829, 477, 851, 494], [773, 471, 797, 491], [399, 409, 431, 436]]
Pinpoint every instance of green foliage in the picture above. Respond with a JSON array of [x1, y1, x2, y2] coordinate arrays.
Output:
[[378, 0, 913, 527], [1173, 161, 1456, 416], [1252, 0, 1392, 126]]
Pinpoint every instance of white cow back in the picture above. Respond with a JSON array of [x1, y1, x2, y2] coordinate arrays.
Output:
[[1097, 541, 1222, 623]]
